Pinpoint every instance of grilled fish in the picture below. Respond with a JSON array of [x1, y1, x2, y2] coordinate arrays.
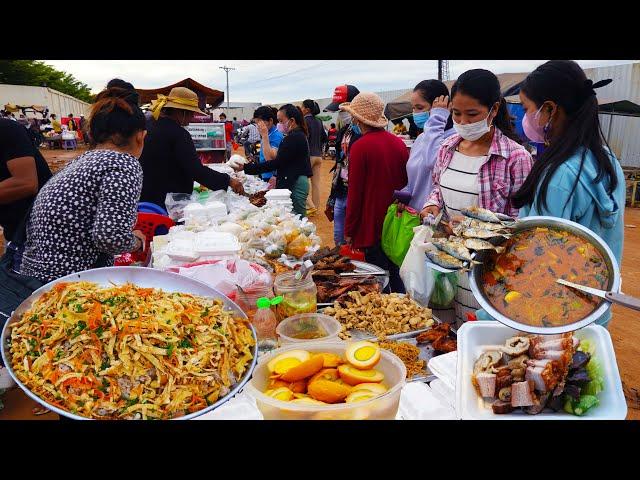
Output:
[[426, 249, 466, 270], [461, 228, 512, 240], [431, 238, 479, 263], [461, 206, 515, 224], [462, 237, 506, 253]]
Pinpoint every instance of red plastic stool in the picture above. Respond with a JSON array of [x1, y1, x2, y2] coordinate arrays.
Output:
[[116, 213, 174, 265]]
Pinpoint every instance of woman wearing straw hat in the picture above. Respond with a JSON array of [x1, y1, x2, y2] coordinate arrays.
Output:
[[139, 87, 244, 208], [340, 92, 409, 293]]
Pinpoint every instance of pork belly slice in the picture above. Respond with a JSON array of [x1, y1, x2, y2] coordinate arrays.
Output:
[[475, 372, 497, 398], [511, 380, 538, 407], [531, 338, 574, 357], [525, 361, 561, 393], [528, 333, 573, 356]]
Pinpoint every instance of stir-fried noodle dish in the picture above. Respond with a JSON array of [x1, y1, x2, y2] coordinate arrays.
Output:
[[8, 282, 256, 419]]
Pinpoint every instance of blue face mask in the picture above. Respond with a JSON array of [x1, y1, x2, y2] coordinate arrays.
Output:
[[412, 111, 429, 128], [350, 122, 361, 136]]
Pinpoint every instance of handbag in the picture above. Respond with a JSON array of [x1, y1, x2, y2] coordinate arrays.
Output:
[[381, 203, 421, 266]]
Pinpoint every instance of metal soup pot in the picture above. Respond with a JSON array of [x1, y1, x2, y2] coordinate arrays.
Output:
[[468, 216, 621, 335], [1, 267, 258, 420]]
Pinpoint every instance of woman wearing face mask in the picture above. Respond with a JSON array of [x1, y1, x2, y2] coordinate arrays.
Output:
[[421, 69, 533, 327], [237, 104, 312, 217], [511, 60, 625, 327], [139, 87, 244, 207], [397, 79, 456, 212], [253, 105, 284, 183], [301, 99, 325, 216], [17, 87, 148, 288]]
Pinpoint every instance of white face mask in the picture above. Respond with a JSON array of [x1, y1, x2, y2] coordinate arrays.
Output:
[[453, 108, 494, 141], [338, 110, 352, 125]]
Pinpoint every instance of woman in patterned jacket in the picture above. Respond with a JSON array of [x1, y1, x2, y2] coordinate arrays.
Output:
[[18, 86, 147, 284]]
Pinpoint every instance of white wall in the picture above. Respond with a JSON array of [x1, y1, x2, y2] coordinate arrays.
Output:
[[0, 84, 90, 118]]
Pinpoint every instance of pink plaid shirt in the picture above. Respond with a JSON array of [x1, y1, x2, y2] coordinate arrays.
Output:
[[424, 128, 533, 218]]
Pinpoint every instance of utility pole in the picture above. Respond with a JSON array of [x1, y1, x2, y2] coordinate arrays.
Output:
[[438, 60, 443, 81], [219, 65, 235, 116], [437, 60, 450, 81]]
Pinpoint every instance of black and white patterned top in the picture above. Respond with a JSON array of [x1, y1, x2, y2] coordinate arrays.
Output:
[[19, 149, 143, 282]]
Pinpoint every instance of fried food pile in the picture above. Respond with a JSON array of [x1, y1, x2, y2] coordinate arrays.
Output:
[[416, 323, 457, 353], [323, 291, 434, 340], [249, 190, 267, 207], [8, 282, 255, 420]]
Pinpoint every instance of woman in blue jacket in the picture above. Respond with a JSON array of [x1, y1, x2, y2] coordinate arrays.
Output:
[[511, 60, 625, 327]]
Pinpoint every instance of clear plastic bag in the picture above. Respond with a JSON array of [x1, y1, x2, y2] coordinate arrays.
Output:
[[399, 225, 434, 307], [285, 234, 312, 258], [165, 192, 195, 222]]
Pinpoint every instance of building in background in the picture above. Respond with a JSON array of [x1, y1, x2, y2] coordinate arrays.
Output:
[[0, 84, 90, 118]]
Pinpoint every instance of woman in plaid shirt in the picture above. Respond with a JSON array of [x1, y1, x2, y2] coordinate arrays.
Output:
[[420, 69, 533, 327]]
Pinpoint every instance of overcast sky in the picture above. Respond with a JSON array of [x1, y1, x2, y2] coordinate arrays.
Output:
[[43, 60, 637, 104]]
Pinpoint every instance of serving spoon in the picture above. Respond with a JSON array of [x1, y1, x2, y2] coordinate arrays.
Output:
[[556, 278, 640, 311]]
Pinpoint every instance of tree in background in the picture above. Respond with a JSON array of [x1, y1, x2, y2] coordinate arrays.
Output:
[[0, 60, 93, 103]]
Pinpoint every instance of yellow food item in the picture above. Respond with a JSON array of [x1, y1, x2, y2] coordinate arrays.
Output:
[[350, 383, 388, 395], [267, 350, 311, 374], [267, 379, 291, 390], [338, 364, 384, 386], [345, 341, 381, 369], [268, 387, 294, 401], [307, 379, 351, 404], [345, 391, 377, 403], [309, 368, 339, 384], [504, 291, 522, 303], [280, 355, 324, 382], [313, 352, 344, 368]]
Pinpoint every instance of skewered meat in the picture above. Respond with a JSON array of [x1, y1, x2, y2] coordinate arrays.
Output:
[[476, 372, 497, 397], [511, 380, 537, 407], [492, 400, 514, 414]]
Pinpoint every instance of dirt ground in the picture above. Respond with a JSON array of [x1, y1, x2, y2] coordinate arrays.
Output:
[[1, 147, 639, 419]]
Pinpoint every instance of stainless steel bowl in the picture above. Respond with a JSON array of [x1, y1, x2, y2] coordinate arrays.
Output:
[[469, 216, 621, 334], [1, 266, 258, 420]]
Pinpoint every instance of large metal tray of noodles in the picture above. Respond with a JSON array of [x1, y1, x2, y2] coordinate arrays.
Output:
[[468, 216, 621, 335], [1, 266, 258, 421]]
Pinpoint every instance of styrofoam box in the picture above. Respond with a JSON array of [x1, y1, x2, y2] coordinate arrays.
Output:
[[265, 189, 291, 199], [165, 238, 198, 261], [194, 231, 240, 256], [455, 322, 627, 420], [203, 201, 228, 218]]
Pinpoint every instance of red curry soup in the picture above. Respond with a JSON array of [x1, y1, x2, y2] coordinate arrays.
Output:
[[482, 227, 609, 327]]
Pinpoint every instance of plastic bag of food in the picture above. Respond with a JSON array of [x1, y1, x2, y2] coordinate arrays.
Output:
[[399, 225, 435, 307], [430, 271, 458, 308], [285, 234, 312, 258], [165, 192, 196, 222]]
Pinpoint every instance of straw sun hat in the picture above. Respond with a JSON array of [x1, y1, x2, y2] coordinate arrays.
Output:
[[339, 92, 388, 128], [150, 86, 206, 120]]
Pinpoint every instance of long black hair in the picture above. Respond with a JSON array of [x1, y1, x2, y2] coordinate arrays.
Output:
[[253, 105, 277, 125], [414, 79, 453, 130], [90, 87, 145, 147], [451, 69, 521, 144], [512, 60, 617, 211], [279, 103, 308, 136]]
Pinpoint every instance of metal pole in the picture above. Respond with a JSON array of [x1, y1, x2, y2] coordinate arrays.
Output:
[[438, 60, 443, 81], [219, 65, 235, 117]]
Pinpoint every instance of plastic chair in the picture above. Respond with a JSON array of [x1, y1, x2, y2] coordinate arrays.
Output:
[[62, 138, 77, 150], [115, 213, 174, 266], [138, 202, 169, 216]]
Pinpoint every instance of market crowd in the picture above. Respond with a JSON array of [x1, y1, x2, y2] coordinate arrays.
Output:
[[0, 60, 625, 331]]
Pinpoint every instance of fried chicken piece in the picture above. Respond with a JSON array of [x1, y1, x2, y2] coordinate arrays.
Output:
[[432, 336, 457, 353]]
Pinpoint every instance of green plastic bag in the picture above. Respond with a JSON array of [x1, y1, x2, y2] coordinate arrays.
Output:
[[430, 270, 458, 308], [381, 203, 421, 266]]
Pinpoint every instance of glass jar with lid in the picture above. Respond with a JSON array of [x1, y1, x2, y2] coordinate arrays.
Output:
[[273, 271, 317, 322]]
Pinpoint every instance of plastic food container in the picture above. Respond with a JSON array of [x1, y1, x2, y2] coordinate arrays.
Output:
[[194, 231, 241, 256], [276, 313, 342, 345], [273, 271, 317, 322], [265, 189, 291, 200], [244, 341, 406, 420], [165, 238, 198, 261], [203, 201, 228, 219], [455, 322, 627, 420]]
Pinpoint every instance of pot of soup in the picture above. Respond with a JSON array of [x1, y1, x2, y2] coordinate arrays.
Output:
[[469, 216, 621, 334]]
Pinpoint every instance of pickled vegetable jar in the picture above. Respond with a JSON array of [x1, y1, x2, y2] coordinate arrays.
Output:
[[273, 272, 317, 322]]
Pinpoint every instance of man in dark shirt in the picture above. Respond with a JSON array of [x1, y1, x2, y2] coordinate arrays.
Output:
[[139, 87, 244, 207], [0, 118, 53, 242]]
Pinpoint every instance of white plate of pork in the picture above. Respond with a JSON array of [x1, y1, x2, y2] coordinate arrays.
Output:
[[455, 322, 627, 419]]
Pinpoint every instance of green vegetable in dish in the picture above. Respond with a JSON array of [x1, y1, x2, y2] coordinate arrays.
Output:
[[572, 395, 600, 416]]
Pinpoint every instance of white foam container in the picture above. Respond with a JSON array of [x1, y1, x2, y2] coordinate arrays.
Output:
[[194, 231, 241, 256], [203, 201, 228, 219], [455, 322, 627, 420], [165, 238, 198, 261], [265, 189, 291, 200]]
